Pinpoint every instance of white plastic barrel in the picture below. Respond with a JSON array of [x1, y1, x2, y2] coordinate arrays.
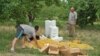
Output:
[[45, 20, 50, 37], [45, 20, 56, 37], [49, 26, 59, 38]]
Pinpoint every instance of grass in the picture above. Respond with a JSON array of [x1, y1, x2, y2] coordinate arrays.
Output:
[[0, 19, 100, 56]]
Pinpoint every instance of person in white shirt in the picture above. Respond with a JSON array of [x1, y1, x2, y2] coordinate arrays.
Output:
[[11, 24, 40, 52], [68, 7, 77, 37]]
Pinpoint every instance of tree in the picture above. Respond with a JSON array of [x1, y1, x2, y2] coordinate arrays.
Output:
[[39, 4, 66, 20], [0, 0, 61, 23]]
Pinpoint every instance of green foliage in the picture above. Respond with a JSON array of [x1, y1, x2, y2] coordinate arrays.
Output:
[[44, 0, 61, 6], [0, 0, 100, 28], [39, 4, 67, 20], [0, 0, 62, 25], [94, 0, 100, 19]]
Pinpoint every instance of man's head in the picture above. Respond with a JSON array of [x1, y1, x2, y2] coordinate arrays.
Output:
[[70, 7, 75, 12], [35, 25, 39, 32]]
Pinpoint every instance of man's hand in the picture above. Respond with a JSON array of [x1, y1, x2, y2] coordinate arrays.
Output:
[[33, 36, 41, 49], [36, 44, 41, 49]]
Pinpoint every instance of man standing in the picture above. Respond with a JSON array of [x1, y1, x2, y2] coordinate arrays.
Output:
[[68, 7, 77, 37], [11, 24, 40, 52]]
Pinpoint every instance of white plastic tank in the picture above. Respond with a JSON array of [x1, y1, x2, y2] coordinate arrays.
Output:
[[49, 26, 59, 38], [45, 20, 50, 37], [51, 36, 63, 41], [50, 20, 56, 26], [45, 20, 56, 37]]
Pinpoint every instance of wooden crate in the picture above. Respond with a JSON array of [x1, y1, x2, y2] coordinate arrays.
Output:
[[77, 55, 88, 56], [48, 44, 59, 55], [70, 48, 81, 54], [59, 46, 71, 56], [39, 44, 49, 53]]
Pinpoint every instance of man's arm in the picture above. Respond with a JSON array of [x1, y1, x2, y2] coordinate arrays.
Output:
[[74, 12, 77, 24], [33, 35, 40, 48], [75, 12, 77, 20], [68, 12, 71, 24], [33, 35, 37, 44]]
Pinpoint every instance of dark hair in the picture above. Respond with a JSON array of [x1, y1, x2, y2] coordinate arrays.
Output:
[[35, 25, 39, 31]]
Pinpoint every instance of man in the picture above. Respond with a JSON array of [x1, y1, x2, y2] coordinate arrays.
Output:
[[68, 7, 77, 37], [11, 24, 40, 52]]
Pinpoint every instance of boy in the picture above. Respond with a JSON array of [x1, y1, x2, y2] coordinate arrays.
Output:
[[11, 24, 40, 52]]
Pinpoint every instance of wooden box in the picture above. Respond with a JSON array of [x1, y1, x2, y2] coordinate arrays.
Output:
[[48, 44, 59, 55]]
